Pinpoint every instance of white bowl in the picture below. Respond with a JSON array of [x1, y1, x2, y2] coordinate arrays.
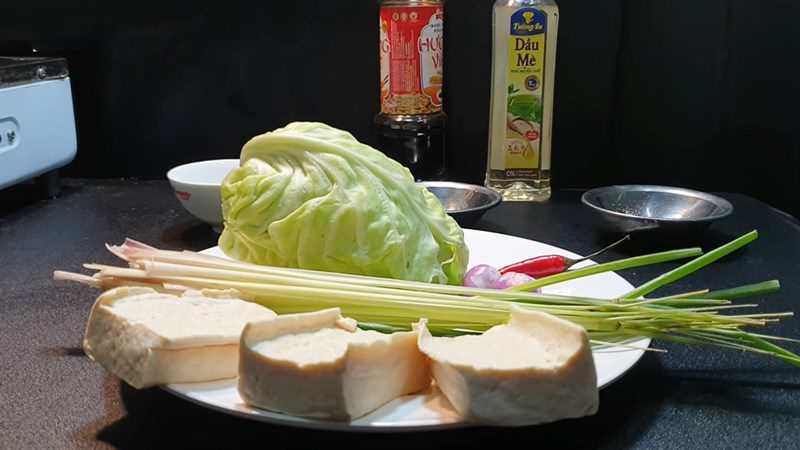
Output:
[[167, 159, 239, 232]]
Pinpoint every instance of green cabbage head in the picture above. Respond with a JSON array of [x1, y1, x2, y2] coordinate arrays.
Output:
[[219, 122, 469, 285]]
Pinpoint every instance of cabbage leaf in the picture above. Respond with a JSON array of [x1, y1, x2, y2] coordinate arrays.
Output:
[[219, 122, 468, 285]]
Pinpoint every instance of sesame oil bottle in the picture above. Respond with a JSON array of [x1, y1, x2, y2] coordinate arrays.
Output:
[[486, 0, 559, 201]]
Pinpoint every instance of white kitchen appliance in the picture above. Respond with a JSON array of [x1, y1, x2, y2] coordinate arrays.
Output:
[[0, 57, 77, 192]]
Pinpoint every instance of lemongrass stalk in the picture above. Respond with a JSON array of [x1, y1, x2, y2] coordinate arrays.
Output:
[[676, 304, 759, 312], [635, 289, 710, 302], [95, 265, 630, 318], [110, 243, 694, 302], [136, 262, 528, 307], [184, 276, 628, 332], [91, 265, 514, 312], [660, 289, 710, 298], [613, 316, 766, 328], [508, 247, 703, 292], [87, 267, 786, 331], [109, 243, 613, 303], [620, 297, 730, 308], [93, 258, 621, 307], [725, 312, 794, 319], [111, 241, 713, 309], [611, 318, 757, 329], [603, 304, 762, 318], [84, 268, 608, 320], [77, 267, 787, 335], [621, 230, 758, 300], [76, 268, 635, 330], [643, 299, 732, 308], [133, 260, 621, 306], [603, 309, 760, 323], [612, 329, 783, 358], [68, 266, 789, 332], [164, 276, 513, 318], [144, 274, 629, 331]]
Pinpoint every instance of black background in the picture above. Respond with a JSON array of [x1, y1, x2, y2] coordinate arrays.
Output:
[[2, 0, 799, 217]]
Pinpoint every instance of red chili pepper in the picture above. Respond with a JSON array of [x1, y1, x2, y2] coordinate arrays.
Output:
[[499, 255, 568, 278], [499, 235, 630, 278]]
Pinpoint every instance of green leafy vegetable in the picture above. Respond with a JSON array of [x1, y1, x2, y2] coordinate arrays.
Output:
[[219, 122, 469, 285]]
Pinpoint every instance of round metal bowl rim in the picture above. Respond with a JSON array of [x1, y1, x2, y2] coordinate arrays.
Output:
[[417, 181, 503, 214], [581, 185, 734, 223]]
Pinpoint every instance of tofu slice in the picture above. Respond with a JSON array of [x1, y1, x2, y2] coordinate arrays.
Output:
[[84, 286, 276, 389], [417, 305, 599, 426], [238, 308, 431, 420]]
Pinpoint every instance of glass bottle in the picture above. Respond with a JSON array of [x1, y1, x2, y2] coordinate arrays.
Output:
[[375, 0, 446, 180], [486, 0, 559, 201]]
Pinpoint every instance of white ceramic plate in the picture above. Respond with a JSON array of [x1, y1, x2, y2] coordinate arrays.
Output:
[[163, 229, 649, 431]]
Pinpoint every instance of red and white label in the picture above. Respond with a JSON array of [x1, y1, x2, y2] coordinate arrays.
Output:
[[379, 6, 443, 115], [525, 130, 540, 141]]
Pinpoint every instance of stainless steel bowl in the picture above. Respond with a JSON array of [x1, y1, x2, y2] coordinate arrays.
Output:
[[582, 185, 733, 234], [418, 181, 502, 226]]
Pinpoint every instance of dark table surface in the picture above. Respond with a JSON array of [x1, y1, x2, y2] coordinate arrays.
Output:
[[1, 179, 799, 449]]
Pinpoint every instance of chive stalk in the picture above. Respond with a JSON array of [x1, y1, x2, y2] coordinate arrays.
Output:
[[692, 280, 781, 300], [621, 230, 759, 300]]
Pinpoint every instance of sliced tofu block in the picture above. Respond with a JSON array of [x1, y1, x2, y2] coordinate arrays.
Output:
[[238, 308, 431, 420], [84, 286, 276, 388], [417, 305, 598, 426]]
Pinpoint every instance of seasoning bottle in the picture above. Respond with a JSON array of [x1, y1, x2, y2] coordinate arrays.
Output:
[[375, 0, 446, 180], [486, 0, 559, 201]]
